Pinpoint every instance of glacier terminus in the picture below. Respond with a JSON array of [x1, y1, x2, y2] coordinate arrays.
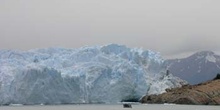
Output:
[[0, 44, 186, 105]]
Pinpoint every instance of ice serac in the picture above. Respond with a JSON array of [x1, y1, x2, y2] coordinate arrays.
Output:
[[0, 44, 186, 105]]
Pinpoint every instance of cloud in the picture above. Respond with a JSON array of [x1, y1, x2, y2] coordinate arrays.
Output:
[[0, 0, 220, 58]]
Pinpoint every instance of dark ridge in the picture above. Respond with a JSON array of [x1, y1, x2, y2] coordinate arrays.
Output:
[[213, 73, 220, 80]]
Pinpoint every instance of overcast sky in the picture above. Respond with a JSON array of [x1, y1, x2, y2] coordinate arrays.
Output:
[[1, 0, 220, 59]]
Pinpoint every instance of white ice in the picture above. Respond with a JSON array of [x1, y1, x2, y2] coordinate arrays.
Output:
[[0, 44, 186, 105]]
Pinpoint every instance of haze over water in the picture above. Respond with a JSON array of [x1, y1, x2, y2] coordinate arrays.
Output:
[[1, 104, 219, 110]]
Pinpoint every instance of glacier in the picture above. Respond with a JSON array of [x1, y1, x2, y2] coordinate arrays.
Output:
[[0, 44, 186, 105]]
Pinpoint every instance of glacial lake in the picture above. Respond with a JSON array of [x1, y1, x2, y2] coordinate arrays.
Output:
[[0, 104, 219, 110]]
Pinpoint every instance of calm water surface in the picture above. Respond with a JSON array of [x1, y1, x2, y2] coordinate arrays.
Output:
[[0, 104, 219, 110]]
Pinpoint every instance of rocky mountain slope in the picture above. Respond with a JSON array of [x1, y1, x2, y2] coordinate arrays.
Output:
[[165, 51, 220, 84], [141, 74, 220, 105]]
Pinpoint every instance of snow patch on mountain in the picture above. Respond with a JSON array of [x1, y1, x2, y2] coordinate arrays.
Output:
[[206, 55, 216, 63]]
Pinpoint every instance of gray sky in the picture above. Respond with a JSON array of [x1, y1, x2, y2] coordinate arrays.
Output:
[[1, 0, 220, 59]]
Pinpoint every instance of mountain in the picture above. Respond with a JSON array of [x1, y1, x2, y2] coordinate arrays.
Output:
[[141, 74, 220, 105], [165, 51, 220, 85], [0, 44, 186, 105]]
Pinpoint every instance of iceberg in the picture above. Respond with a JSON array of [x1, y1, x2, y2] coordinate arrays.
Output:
[[0, 44, 186, 105]]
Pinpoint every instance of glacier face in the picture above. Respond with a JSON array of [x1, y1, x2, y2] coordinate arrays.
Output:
[[0, 44, 186, 104]]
